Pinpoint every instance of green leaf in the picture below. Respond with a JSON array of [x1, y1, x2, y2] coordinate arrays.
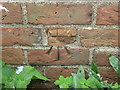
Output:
[[109, 55, 120, 76], [72, 73, 81, 88], [101, 81, 112, 88], [77, 66, 85, 79], [54, 76, 72, 88], [81, 85, 89, 88], [59, 76, 65, 81], [54, 80, 61, 85], [65, 76, 72, 84], [91, 61, 99, 74], [86, 76, 102, 88], [60, 83, 69, 88], [1, 60, 49, 89], [0, 60, 5, 68], [16, 79, 30, 88], [111, 83, 120, 88], [17, 66, 49, 81], [87, 69, 101, 81], [79, 78, 87, 85], [0, 60, 15, 84]]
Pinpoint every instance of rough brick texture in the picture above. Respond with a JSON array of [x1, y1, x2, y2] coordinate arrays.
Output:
[[1, 1, 119, 86], [97, 5, 119, 25], [45, 67, 73, 81], [46, 27, 76, 46], [1, 3, 22, 24], [93, 49, 119, 66], [99, 68, 119, 83], [80, 29, 118, 47], [28, 49, 89, 65], [27, 4, 92, 25], [1, 48, 24, 64], [1, 27, 39, 46]]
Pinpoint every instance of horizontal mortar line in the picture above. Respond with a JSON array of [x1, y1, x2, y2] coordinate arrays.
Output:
[[0, 24, 44, 28], [1, 46, 119, 49], [8, 64, 113, 69], [44, 25, 119, 29], [0, 24, 119, 29], [0, 1, 119, 4], [49, 36, 76, 37], [36, 65, 113, 69]]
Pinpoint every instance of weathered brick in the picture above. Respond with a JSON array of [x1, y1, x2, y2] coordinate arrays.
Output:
[[99, 68, 119, 83], [96, 5, 119, 25], [80, 29, 118, 47], [48, 37, 76, 46], [93, 49, 119, 66], [45, 67, 73, 81], [27, 4, 92, 25], [46, 27, 77, 46], [28, 49, 89, 65], [1, 48, 25, 64], [46, 27, 76, 37], [1, 27, 39, 46], [1, 3, 22, 24]]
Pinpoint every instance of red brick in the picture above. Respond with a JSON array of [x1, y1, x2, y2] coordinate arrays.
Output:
[[45, 67, 73, 81], [1, 3, 22, 24], [27, 4, 92, 25], [1, 27, 39, 46], [99, 68, 119, 83], [46, 27, 76, 37], [97, 5, 119, 25], [28, 49, 89, 65], [93, 49, 119, 66], [48, 37, 76, 46], [46, 27, 77, 46], [1, 48, 25, 64], [80, 29, 118, 47]]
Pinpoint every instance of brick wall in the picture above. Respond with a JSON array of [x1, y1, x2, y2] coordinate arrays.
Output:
[[0, 0, 119, 88]]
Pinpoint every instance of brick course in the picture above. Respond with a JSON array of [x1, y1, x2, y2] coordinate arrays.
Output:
[[97, 5, 119, 25], [27, 4, 92, 25], [1, 3, 22, 24], [45, 67, 73, 81], [80, 29, 118, 47], [1, 27, 39, 46], [28, 48, 89, 65], [1, 48, 25, 64]]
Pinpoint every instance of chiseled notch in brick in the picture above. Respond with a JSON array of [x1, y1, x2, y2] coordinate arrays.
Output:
[[96, 5, 119, 25], [1, 48, 25, 64], [1, 3, 22, 24], [28, 49, 89, 65], [1, 27, 40, 46], [80, 29, 118, 47], [93, 49, 119, 66], [27, 4, 92, 25], [45, 67, 73, 81], [46, 27, 77, 46]]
